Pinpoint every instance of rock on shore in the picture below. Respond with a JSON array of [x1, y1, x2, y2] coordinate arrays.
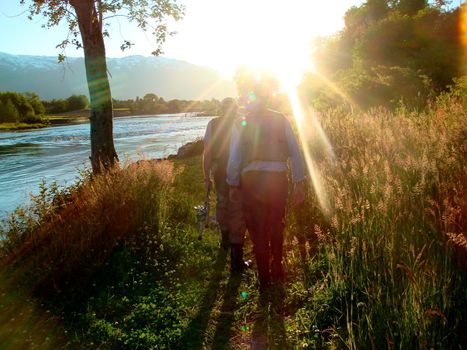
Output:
[[167, 139, 204, 160]]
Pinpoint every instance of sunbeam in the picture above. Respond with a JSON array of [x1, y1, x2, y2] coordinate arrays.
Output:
[[182, 78, 226, 114], [461, 4, 467, 74], [285, 84, 335, 217], [311, 72, 361, 113]]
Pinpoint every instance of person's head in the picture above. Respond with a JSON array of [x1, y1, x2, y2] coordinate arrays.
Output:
[[220, 97, 238, 118], [235, 68, 279, 110]]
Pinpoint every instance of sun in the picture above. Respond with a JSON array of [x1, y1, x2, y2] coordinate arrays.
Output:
[[216, 1, 317, 90], [164, 1, 349, 89], [216, 1, 345, 92]]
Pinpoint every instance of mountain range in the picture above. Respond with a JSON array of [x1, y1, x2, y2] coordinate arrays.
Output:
[[0, 52, 236, 100]]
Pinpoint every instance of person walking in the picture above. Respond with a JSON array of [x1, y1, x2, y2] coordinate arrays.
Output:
[[227, 79, 306, 292], [203, 97, 251, 272]]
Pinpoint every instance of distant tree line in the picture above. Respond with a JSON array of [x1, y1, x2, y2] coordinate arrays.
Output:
[[0, 91, 222, 125], [113, 93, 221, 115], [0, 93, 90, 124], [43, 95, 90, 114], [0, 92, 45, 124], [300, 0, 465, 110]]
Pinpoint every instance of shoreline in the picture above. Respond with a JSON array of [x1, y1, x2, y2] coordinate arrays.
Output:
[[0, 138, 204, 221], [0, 109, 214, 132]]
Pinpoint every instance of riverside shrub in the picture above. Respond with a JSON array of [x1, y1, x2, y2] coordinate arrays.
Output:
[[0, 92, 45, 124], [0, 99, 20, 123], [0, 160, 175, 293]]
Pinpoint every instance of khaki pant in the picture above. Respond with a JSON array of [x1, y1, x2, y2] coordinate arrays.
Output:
[[213, 166, 246, 244]]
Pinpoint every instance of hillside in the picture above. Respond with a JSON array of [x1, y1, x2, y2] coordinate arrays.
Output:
[[0, 52, 236, 100]]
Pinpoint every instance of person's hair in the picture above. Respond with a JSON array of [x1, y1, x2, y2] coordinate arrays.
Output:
[[220, 97, 238, 117], [235, 67, 279, 107]]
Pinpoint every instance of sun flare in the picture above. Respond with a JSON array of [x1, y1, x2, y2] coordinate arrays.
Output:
[[165, 0, 356, 215], [165, 0, 353, 86]]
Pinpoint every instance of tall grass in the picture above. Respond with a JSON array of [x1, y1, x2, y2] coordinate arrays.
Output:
[[288, 89, 466, 348], [0, 160, 175, 294]]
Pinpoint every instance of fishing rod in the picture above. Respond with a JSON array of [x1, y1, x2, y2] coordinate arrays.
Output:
[[195, 185, 211, 240]]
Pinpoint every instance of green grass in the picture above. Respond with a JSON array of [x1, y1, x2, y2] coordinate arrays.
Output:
[[0, 122, 49, 131], [0, 93, 466, 349]]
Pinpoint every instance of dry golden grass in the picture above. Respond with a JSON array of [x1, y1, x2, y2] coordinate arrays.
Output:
[[1, 160, 174, 293], [288, 93, 466, 347]]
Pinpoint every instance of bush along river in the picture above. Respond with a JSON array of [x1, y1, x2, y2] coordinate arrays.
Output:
[[0, 113, 212, 218]]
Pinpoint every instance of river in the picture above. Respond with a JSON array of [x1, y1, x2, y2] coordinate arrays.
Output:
[[0, 114, 212, 218]]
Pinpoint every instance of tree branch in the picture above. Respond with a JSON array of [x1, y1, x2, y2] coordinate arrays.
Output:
[[63, 4, 77, 21], [103, 14, 130, 20]]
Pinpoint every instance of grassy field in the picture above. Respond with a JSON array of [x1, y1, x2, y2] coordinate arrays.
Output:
[[0, 91, 465, 349]]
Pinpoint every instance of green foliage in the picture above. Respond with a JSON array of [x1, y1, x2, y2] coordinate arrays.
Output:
[[79, 249, 185, 349], [43, 98, 68, 114], [21, 0, 184, 58], [0, 92, 34, 120], [304, 0, 464, 110], [42, 94, 88, 113], [41, 93, 221, 116], [118, 94, 221, 115], [66, 94, 89, 111], [398, 0, 428, 15], [24, 92, 46, 115], [22, 0, 185, 173], [0, 92, 45, 124], [0, 98, 20, 123], [437, 75, 467, 105]]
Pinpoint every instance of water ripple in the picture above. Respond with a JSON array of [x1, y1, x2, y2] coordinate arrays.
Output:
[[0, 114, 212, 217]]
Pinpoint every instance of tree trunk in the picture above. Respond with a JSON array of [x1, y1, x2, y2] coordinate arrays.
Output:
[[71, 0, 118, 173]]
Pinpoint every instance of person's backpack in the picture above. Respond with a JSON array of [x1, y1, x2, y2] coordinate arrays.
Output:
[[240, 110, 288, 167], [211, 116, 235, 172]]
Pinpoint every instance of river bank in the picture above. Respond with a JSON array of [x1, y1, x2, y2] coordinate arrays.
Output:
[[0, 114, 212, 217], [0, 109, 132, 131], [0, 108, 213, 131], [46, 108, 135, 126], [0, 122, 50, 131]]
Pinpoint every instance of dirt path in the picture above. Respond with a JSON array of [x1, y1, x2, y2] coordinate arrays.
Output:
[[179, 238, 305, 350]]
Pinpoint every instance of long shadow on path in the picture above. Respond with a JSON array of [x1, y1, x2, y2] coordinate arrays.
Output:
[[211, 273, 243, 349], [179, 248, 227, 349], [251, 285, 288, 350], [0, 271, 68, 350]]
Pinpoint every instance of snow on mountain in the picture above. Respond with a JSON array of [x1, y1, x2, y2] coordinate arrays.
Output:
[[0, 52, 71, 71], [0, 52, 236, 100]]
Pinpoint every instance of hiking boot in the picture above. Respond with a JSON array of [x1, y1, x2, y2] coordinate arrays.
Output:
[[230, 244, 252, 273], [220, 230, 230, 251]]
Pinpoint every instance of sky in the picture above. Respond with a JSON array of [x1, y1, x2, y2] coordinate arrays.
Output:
[[0, 0, 364, 79]]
